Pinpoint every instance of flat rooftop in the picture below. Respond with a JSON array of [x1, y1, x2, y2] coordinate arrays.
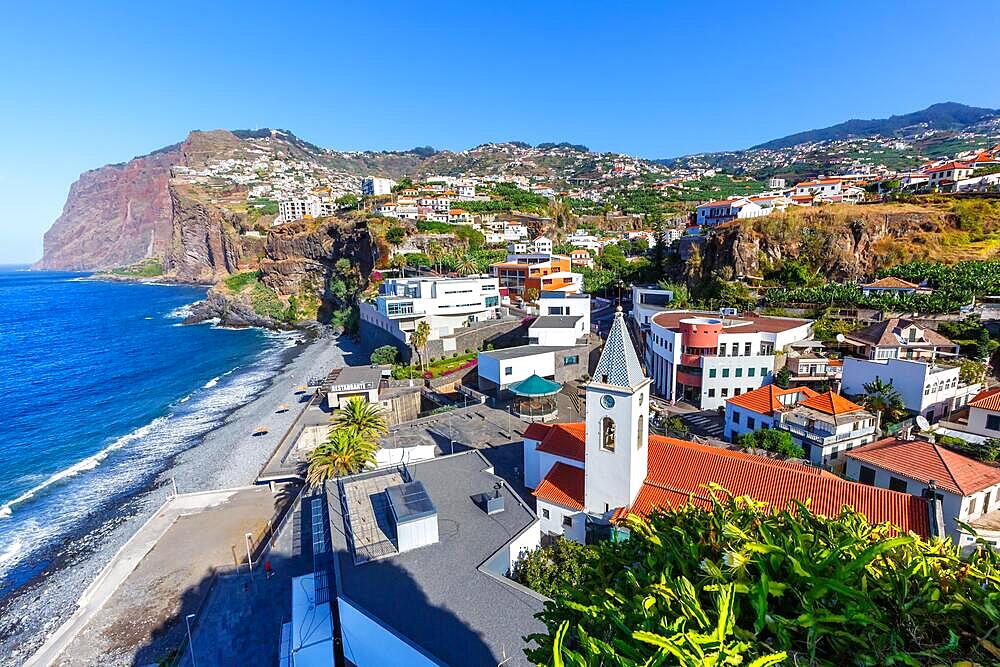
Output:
[[530, 315, 582, 329], [480, 344, 577, 361], [651, 310, 812, 334], [328, 451, 545, 666], [323, 365, 381, 392]]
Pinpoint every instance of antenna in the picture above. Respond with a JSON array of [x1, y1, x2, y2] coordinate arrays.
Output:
[[915, 415, 930, 432]]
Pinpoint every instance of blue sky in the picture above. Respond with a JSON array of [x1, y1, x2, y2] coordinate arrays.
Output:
[[1, 1, 998, 263]]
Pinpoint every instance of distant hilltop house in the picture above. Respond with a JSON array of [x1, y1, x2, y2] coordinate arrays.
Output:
[[792, 178, 865, 204], [841, 318, 958, 361], [360, 176, 396, 196], [694, 195, 790, 227], [925, 161, 974, 191], [860, 276, 933, 297], [276, 196, 340, 225]]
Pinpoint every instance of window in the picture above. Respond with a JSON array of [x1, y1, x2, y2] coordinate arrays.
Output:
[[722, 368, 730, 378], [731, 343, 739, 356], [744, 342, 752, 356], [718, 345, 726, 357], [747, 417, 755, 430], [708, 388, 715, 398], [987, 415, 1000, 432], [732, 411, 741, 425], [637, 415, 645, 447], [721, 388, 729, 397], [748, 367, 755, 377], [541, 508, 550, 519], [888, 477, 908, 493], [601, 417, 616, 452], [709, 369, 717, 378], [735, 368, 743, 378], [858, 466, 876, 485], [760, 367, 768, 376], [985, 491, 992, 511], [505, 367, 513, 376], [562, 515, 573, 527], [969, 497, 978, 516], [563, 355, 579, 365]]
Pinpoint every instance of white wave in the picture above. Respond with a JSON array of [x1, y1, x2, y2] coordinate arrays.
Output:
[[203, 376, 221, 389], [0, 536, 24, 567], [0, 419, 159, 520], [165, 303, 198, 320]]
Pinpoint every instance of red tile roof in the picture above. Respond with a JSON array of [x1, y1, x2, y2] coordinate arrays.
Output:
[[968, 387, 1000, 412], [798, 390, 865, 416], [698, 199, 738, 208], [522, 422, 552, 443], [726, 385, 818, 417], [797, 178, 843, 187], [534, 422, 587, 462], [846, 437, 1000, 496], [533, 462, 584, 510], [618, 436, 930, 535], [926, 161, 971, 173]]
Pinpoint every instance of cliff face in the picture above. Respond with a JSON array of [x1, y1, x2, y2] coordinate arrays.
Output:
[[699, 205, 959, 282], [165, 185, 249, 283], [34, 146, 180, 270]]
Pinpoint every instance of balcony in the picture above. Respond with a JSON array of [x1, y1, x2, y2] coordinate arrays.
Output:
[[676, 370, 702, 387], [680, 353, 703, 366]]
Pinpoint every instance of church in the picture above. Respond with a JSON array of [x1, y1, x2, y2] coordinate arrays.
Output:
[[522, 307, 935, 543]]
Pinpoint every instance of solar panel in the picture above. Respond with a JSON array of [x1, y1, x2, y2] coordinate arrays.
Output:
[[385, 481, 436, 523]]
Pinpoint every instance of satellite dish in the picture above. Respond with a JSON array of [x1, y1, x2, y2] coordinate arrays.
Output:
[[915, 415, 931, 431], [835, 333, 846, 343]]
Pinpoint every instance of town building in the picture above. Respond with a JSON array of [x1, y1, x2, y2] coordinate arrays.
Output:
[[942, 387, 1000, 438], [846, 436, 1000, 547], [361, 176, 396, 197], [490, 255, 574, 299], [695, 198, 762, 227], [794, 178, 844, 198], [842, 318, 959, 361], [359, 275, 501, 347], [477, 344, 589, 398], [566, 229, 600, 252], [528, 315, 588, 347], [859, 276, 932, 297], [644, 311, 814, 409], [926, 161, 974, 190], [568, 248, 594, 269], [523, 309, 934, 544], [841, 357, 980, 423], [278, 196, 323, 223], [725, 385, 877, 468], [319, 365, 421, 427], [536, 291, 591, 333], [315, 450, 544, 666], [630, 285, 674, 329]]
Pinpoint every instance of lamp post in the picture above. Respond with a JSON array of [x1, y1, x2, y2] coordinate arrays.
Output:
[[244, 532, 254, 575], [185, 613, 197, 667]]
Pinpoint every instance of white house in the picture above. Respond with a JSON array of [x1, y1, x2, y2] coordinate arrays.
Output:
[[846, 436, 1000, 547], [532, 236, 553, 254], [360, 275, 501, 345], [794, 178, 843, 198], [538, 291, 591, 333], [477, 344, 585, 396], [724, 385, 815, 441], [841, 357, 980, 423], [529, 315, 587, 346], [361, 176, 396, 196], [952, 387, 1000, 438], [926, 161, 974, 190], [566, 229, 600, 252], [278, 196, 322, 223]]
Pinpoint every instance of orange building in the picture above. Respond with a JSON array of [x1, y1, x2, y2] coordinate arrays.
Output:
[[491, 254, 575, 298]]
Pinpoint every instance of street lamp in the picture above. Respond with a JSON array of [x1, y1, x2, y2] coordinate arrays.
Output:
[[185, 613, 197, 667], [244, 532, 254, 575]]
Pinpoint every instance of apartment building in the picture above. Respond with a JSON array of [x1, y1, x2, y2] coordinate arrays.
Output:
[[841, 357, 980, 423], [360, 176, 396, 196], [645, 311, 814, 410], [359, 275, 501, 345], [490, 254, 575, 299], [566, 229, 600, 252]]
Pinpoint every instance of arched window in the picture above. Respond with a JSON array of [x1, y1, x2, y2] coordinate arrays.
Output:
[[637, 415, 645, 448], [601, 417, 616, 452]]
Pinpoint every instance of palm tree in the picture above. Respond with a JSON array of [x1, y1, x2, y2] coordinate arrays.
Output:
[[411, 320, 431, 372], [455, 254, 479, 276], [427, 241, 444, 274], [860, 377, 906, 427], [333, 396, 388, 441], [306, 428, 377, 485]]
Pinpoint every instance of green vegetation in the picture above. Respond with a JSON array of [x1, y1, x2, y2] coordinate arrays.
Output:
[[858, 378, 905, 426], [936, 434, 1000, 463], [109, 258, 164, 278], [510, 537, 600, 599], [370, 345, 399, 366], [518, 492, 1000, 665], [451, 183, 550, 214], [937, 315, 997, 361], [335, 193, 358, 208], [737, 427, 804, 458], [224, 270, 261, 292], [249, 282, 286, 320], [306, 398, 387, 485], [385, 225, 407, 246], [391, 350, 477, 380]]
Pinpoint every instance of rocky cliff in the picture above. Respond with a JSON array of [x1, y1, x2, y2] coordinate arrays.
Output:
[[697, 203, 986, 282], [34, 145, 180, 270], [165, 184, 250, 283]]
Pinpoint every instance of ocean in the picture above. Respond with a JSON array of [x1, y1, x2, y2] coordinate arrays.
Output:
[[0, 267, 291, 603]]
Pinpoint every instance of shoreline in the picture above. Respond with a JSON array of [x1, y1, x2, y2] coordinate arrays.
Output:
[[0, 328, 366, 665]]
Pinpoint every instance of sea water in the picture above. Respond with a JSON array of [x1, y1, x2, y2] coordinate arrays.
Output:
[[0, 267, 289, 600]]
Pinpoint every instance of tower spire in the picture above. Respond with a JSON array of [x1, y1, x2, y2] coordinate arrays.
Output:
[[591, 306, 646, 390]]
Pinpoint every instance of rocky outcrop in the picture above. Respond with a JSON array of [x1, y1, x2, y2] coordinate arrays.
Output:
[[699, 205, 956, 282], [165, 185, 248, 283], [34, 145, 180, 270]]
